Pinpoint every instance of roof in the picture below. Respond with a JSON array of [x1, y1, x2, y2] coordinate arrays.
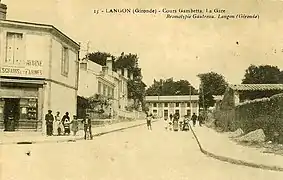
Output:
[[229, 84, 283, 91], [145, 95, 199, 102], [0, 19, 80, 50]]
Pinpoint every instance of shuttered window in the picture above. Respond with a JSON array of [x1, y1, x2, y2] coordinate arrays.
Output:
[[61, 46, 69, 76], [5, 32, 24, 66]]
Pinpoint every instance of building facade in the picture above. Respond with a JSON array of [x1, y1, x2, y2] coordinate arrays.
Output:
[[78, 57, 130, 118], [0, 2, 80, 132], [220, 84, 283, 110], [145, 95, 199, 118]]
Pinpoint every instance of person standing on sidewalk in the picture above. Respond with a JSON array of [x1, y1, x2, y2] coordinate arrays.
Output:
[[71, 115, 79, 136], [191, 113, 197, 127], [45, 110, 54, 136], [54, 111, 62, 136], [62, 112, 71, 135], [82, 114, 93, 140]]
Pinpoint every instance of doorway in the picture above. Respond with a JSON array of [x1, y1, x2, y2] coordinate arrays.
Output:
[[4, 98, 20, 131]]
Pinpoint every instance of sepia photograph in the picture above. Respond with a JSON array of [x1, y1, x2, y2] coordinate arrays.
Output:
[[1, 0, 283, 179]]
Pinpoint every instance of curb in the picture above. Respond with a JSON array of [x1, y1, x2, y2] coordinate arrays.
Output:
[[0, 120, 158, 146], [189, 124, 283, 172]]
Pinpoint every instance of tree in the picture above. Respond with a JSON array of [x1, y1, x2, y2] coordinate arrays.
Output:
[[242, 65, 283, 100], [115, 53, 146, 110], [146, 78, 198, 96], [86, 52, 146, 111], [86, 51, 115, 67], [198, 72, 228, 109], [242, 65, 281, 84]]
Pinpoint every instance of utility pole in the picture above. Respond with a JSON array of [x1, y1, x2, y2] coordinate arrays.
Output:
[[201, 84, 205, 114], [189, 85, 192, 116]]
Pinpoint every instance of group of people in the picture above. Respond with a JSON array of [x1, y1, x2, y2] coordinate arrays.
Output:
[[45, 110, 93, 140], [164, 112, 205, 131]]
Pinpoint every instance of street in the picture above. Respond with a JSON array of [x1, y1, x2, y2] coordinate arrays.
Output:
[[1, 120, 283, 180]]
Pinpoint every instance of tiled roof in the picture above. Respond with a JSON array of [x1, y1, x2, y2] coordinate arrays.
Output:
[[145, 95, 199, 102], [229, 84, 283, 91]]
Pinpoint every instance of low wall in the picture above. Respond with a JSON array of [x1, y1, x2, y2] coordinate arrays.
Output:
[[215, 93, 283, 142]]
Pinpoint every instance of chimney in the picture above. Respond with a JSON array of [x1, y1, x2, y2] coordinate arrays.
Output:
[[102, 66, 108, 75], [124, 68, 128, 79], [0, 1, 7, 20], [106, 57, 112, 71]]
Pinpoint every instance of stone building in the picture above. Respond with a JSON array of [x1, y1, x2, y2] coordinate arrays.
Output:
[[78, 57, 131, 119], [145, 95, 199, 118], [0, 2, 80, 132]]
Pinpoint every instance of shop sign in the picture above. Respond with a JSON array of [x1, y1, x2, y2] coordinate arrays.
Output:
[[0, 60, 43, 78]]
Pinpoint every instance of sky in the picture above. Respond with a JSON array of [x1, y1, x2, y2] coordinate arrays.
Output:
[[3, 0, 283, 89]]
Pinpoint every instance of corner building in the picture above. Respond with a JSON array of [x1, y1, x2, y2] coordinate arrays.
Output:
[[0, 2, 80, 132]]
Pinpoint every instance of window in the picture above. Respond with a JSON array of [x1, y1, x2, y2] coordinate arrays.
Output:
[[98, 81, 102, 94], [164, 110, 168, 117], [187, 102, 191, 107], [61, 46, 69, 76], [187, 110, 191, 116], [175, 102, 179, 107], [103, 84, 107, 96], [112, 88, 114, 98], [164, 103, 168, 107], [153, 103, 157, 107], [108, 87, 111, 97], [5, 32, 24, 66]]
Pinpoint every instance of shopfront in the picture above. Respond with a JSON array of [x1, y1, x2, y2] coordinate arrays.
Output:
[[0, 78, 44, 131]]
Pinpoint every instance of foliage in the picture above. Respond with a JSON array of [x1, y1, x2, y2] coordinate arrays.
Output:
[[85, 52, 146, 111], [198, 72, 228, 109], [115, 53, 146, 110], [87, 94, 112, 114], [146, 78, 198, 96], [242, 65, 283, 100], [86, 51, 115, 67], [215, 93, 283, 143]]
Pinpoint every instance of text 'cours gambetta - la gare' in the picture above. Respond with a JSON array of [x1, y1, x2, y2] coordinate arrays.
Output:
[[93, 8, 225, 14]]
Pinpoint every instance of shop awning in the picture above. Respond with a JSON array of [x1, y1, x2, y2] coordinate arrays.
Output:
[[0, 78, 45, 85]]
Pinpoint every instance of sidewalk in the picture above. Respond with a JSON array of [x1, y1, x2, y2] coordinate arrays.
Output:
[[191, 123, 283, 171], [0, 119, 151, 145]]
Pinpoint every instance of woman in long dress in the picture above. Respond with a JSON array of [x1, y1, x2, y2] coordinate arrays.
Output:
[[71, 115, 79, 136], [173, 114, 179, 131]]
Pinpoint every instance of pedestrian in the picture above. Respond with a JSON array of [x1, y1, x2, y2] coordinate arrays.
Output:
[[71, 115, 79, 136], [191, 113, 197, 127], [173, 113, 179, 131], [164, 117, 168, 130], [62, 112, 71, 135], [82, 114, 93, 140], [45, 110, 54, 136], [146, 114, 152, 130], [54, 111, 62, 136], [169, 114, 173, 121]]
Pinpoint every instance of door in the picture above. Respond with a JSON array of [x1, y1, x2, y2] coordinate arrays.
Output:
[[164, 110, 168, 119], [4, 98, 20, 131]]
